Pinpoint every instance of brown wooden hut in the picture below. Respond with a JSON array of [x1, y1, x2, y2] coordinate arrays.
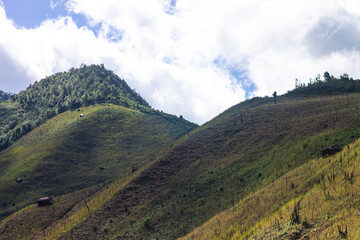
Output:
[[37, 196, 53, 206], [320, 144, 342, 158]]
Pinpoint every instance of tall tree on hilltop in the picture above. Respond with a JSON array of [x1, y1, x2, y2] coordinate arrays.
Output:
[[273, 91, 277, 104]]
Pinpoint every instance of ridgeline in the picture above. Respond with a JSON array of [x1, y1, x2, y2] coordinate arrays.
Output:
[[0, 64, 151, 151], [2, 71, 360, 239]]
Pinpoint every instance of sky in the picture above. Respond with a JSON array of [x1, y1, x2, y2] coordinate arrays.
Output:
[[1, 1, 360, 124]]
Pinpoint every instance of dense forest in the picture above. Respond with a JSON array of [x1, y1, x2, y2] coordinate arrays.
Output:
[[0, 64, 151, 151]]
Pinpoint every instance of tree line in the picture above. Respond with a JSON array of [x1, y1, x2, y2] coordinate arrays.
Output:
[[286, 72, 360, 96]]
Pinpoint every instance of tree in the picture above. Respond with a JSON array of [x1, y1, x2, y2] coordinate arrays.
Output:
[[323, 71, 331, 82], [273, 91, 277, 104], [295, 78, 299, 89], [340, 73, 349, 81]]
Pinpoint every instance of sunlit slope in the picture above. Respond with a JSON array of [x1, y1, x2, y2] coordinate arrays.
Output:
[[62, 94, 360, 239], [0, 64, 151, 151], [0, 104, 197, 220], [182, 137, 360, 240]]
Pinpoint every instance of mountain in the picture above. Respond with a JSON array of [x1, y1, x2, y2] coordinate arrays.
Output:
[[0, 64, 150, 151], [0, 65, 197, 220], [2, 74, 360, 240], [61, 94, 360, 239]]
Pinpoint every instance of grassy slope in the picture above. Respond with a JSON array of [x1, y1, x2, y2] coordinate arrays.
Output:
[[0, 104, 197, 220], [60, 94, 360, 239], [0, 161, 153, 240], [182, 137, 360, 239], [0, 64, 151, 151]]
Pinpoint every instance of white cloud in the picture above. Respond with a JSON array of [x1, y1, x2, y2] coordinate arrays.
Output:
[[51, 0, 66, 10], [1, 0, 360, 124]]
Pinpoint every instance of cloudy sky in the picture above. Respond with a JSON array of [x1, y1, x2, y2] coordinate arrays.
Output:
[[1, 0, 360, 124]]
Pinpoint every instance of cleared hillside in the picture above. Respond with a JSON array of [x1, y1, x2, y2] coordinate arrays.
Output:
[[53, 93, 360, 239], [0, 104, 197, 220], [182, 136, 360, 239], [0, 162, 151, 240]]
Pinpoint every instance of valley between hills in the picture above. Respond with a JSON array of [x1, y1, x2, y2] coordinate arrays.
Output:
[[1, 66, 360, 239]]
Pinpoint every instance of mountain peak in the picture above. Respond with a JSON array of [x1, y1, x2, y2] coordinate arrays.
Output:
[[20, 64, 150, 111], [0, 64, 151, 151]]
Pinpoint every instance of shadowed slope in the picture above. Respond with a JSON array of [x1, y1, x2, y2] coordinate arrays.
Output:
[[0, 104, 197, 220]]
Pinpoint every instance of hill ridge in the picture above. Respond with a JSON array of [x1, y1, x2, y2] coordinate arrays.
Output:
[[55, 93, 360, 239], [3, 72, 360, 239], [0, 64, 151, 151]]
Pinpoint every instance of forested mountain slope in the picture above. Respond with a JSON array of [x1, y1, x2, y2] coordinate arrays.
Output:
[[0, 64, 150, 151]]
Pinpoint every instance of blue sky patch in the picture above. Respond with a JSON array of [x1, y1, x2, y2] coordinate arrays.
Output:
[[1, 0, 88, 29], [213, 57, 256, 99], [2, 0, 67, 28], [70, 12, 88, 28], [164, 0, 177, 15], [104, 25, 123, 42]]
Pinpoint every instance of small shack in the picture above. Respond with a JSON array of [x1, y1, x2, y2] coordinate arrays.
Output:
[[37, 196, 53, 206], [320, 144, 342, 158]]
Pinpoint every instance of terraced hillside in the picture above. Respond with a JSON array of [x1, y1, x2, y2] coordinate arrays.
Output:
[[11, 93, 359, 240], [0, 104, 196, 220]]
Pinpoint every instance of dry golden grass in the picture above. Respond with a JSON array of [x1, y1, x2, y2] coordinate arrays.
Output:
[[181, 139, 360, 240]]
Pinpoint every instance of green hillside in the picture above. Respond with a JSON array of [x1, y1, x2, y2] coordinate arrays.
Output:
[[0, 103, 196, 220], [43, 92, 360, 240], [0, 64, 150, 151], [0, 161, 153, 240], [3, 74, 360, 240], [182, 136, 360, 239], [0, 65, 198, 220]]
